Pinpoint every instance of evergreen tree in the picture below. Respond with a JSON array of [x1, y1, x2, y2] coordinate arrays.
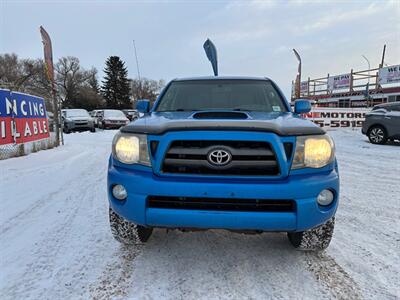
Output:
[[101, 56, 131, 108]]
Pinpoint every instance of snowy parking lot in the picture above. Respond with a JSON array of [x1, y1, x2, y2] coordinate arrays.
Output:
[[0, 129, 399, 299]]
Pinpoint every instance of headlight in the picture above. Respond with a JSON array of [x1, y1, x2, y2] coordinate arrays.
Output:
[[112, 132, 151, 165], [291, 134, 334, 169]]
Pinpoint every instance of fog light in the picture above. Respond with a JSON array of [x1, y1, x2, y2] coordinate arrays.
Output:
[[112, 184, 127, 200], [317, 189, 334, 206]]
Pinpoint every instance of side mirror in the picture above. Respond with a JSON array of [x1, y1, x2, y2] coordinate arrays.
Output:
[[294, 99, 312, 114], [136, 100, 151, 113]]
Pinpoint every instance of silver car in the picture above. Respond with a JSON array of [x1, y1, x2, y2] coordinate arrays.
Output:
[[362, 102, 400, 144], [62, 109, 95, 133]]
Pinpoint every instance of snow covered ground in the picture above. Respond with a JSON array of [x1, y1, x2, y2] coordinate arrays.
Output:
[[0, 129, 399, 299]]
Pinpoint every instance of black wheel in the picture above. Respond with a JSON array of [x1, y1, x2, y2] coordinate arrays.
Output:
[[63, 128, 70, 134], [288, 218, 335, 251], [368, 125, 387, 145], [109, 208, 153, 245], [90, 127, 96, 133]]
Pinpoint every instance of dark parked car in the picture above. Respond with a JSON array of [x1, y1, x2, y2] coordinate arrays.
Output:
[[89, 110, 103, 127], [362, 102, 400, 144], [98, 109, 129, 129], [122, 109, 139, 121]]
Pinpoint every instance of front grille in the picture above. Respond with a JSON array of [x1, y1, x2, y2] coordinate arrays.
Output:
[[161, 140, 279, 176], [148, 196, 295, 212]]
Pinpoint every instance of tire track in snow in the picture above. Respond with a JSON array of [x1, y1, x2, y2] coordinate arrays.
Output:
[[4, 198, 82, 299], [120, 230, 331, 299], [305, 252, 362, 300], [89, 245, 142, 300], [0, 151, 90, 235], [1, 152, 106, 299], [1, 187, 75, 235]]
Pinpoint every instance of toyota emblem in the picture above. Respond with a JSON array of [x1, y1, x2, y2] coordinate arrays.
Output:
[[207, 149, 232, 166]]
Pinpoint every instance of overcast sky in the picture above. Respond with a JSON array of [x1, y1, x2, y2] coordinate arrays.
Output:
[[1, 0, 399, 98]]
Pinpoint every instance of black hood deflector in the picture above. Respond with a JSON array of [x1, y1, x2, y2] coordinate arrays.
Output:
[[121, 111, 325, 136]]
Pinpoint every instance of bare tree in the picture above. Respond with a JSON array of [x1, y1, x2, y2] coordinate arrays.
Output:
[[0, 54, 38, 91], [0, 54, 54, 109], [130, 78, 165, 106], [55, 56, 94, 107], [0, 54, 105, 111]]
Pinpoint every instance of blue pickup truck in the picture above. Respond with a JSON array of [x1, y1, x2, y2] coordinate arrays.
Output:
[[107, 76, 339, 251]]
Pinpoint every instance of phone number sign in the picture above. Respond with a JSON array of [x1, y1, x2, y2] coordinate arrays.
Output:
[[0, 89, 50, 145], [303, 108, 368, 128]]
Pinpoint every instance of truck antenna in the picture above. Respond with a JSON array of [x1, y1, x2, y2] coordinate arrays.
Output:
[[133, 40, 141, 81]]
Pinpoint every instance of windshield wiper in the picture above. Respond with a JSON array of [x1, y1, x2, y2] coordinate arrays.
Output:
[[232, 108, 256, 112]]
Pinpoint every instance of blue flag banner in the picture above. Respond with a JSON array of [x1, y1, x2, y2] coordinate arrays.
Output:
[[203, 39, 218, 76]]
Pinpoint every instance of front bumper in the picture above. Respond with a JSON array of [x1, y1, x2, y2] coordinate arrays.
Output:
[[361, 126, 367, 135], [103, 122, 127, 129], [108, 160, 339, 232], [65, 122, 94, 131]]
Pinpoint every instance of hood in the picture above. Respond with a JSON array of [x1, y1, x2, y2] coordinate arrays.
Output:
[[104, 116, 128, 121], [66, 116, 92, 121], [121, 111, 325, 136]]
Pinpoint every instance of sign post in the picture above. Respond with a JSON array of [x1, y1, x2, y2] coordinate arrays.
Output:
[[39, 26, 62, 146]]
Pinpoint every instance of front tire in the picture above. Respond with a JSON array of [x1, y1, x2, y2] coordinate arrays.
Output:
[[288, 218, 335, 251], [109, 208, 153, 245], [368, 126, 387, 144]]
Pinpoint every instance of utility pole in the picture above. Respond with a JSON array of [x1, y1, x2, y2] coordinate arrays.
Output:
[[379, 44, 386, 68], [133, 40, 142, 99]]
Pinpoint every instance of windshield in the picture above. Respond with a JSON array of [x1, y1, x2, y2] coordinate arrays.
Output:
[[155, 80, 288, 112], [65, 109, 89, 117], [104, 110, 126, 118]]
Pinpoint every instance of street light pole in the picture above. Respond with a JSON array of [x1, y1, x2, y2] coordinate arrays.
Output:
[[362, 55, 370, 84], [362, 55, 372, 107]]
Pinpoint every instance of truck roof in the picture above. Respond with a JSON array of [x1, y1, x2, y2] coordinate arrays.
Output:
[[173, 76, 271, 82]]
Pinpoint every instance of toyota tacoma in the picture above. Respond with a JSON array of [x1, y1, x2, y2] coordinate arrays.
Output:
[[107, 77, 339, 251]]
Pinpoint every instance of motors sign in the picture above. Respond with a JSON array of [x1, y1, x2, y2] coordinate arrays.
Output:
[[303, 108, 368, 128], [378, 65, 400, 85], [327, 74, 351, 91], [0, 89, 50, 145]]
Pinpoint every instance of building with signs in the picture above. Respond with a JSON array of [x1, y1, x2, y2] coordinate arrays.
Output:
[[291, 64, 400, 108]]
